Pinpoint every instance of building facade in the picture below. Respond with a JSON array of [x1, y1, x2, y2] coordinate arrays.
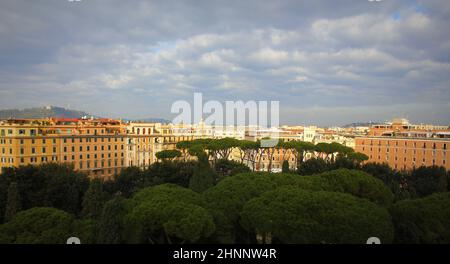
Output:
[[355, 136, 450, 171], [0, 118, 127, 178]]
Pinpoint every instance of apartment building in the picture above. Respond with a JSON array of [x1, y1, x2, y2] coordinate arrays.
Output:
[[125, 122, 197, 169], [355, 119, 450, 170], [0, 118, 127, 178]]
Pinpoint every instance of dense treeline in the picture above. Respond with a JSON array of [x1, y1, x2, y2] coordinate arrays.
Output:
[[0, 139, 449, 244]]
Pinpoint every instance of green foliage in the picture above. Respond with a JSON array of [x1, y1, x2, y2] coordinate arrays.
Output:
[[241, 188, 394, 244], [0, 207, 75, 244], [97, 195, 126, 244], [155, 149, 182, 161], [214, 159, 250, 180], [203, 172, 300, 243], [73, 219, 97, 244], [311, 169, 394, 206], [409, 166, 447, 197], [189, 157, 216, 193], [297, 158, 330, 175], [81, 179, 110, 219], [361, 162, 414, 201], [0, 163, 89, 217], [390, 192, 450, 243], [4, 182, 22, 222], [146, 161, 196, 189], [124, 184, 215, 243], [112, 167, 147, 197], [281, 160, 290, 173], [176, 141, 191, 149]]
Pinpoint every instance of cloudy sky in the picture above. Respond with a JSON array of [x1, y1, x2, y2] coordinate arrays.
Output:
[[0, 0, 449, 126]]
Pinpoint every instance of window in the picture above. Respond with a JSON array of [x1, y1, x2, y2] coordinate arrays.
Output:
[[32, 148, 36, 154], [42, 147, 46, 153], [19, 129, 26, 135], [42, 139, 46, 144], [20, 148, 24, 155]]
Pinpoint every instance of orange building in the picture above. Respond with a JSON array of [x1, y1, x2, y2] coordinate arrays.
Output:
[[355, 119, 450, 171], [0, 118, 127, 178]]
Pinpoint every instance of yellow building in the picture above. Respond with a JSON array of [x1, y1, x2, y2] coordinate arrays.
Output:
[[125, 122, 197, 169], [0, 118, 127, 178]]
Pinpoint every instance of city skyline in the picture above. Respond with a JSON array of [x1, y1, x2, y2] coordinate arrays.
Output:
[[1, 0, 450, 126]]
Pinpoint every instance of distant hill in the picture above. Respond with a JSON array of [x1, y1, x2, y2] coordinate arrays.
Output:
[[0, 106, 93, 119], [342, 121, 381, 128], [0, 106, 171, 123]]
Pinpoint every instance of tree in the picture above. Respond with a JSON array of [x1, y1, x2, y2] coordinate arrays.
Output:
[[0, 176, 8, 224], [189, 151, 216, 192], [390, 192, 450, 243], [297, 157, 330, 175], [203, 172, 300, 243], [239, 140, 260, 171], [282, 160, 290, 173], [81, 179, 110, 219], [214, 159, 250, 180], [146, 161, 196, 188], [176, 141, 192, 161], [4, 182, 22, 222], [97, 195, 126, 244], [311, 169, 394, 207], [409, 166, 447, 197], [155, 149, 182, 162], [448, 170, 450, 191], [113, 166, 147, 197], [0, 163, 89, 216], [361, 162, 414, 201], [240, 188, 394, 244], [283, 141, 315, 169], [0, 207, 75, 244], [123, 184, 215, 244], [214, 138, 240, 160]]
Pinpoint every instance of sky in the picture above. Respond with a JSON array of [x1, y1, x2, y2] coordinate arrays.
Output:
[[0, 0, 449, 126]]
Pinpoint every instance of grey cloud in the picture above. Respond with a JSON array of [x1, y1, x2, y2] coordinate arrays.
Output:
[[0, 0, 449, 125]]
